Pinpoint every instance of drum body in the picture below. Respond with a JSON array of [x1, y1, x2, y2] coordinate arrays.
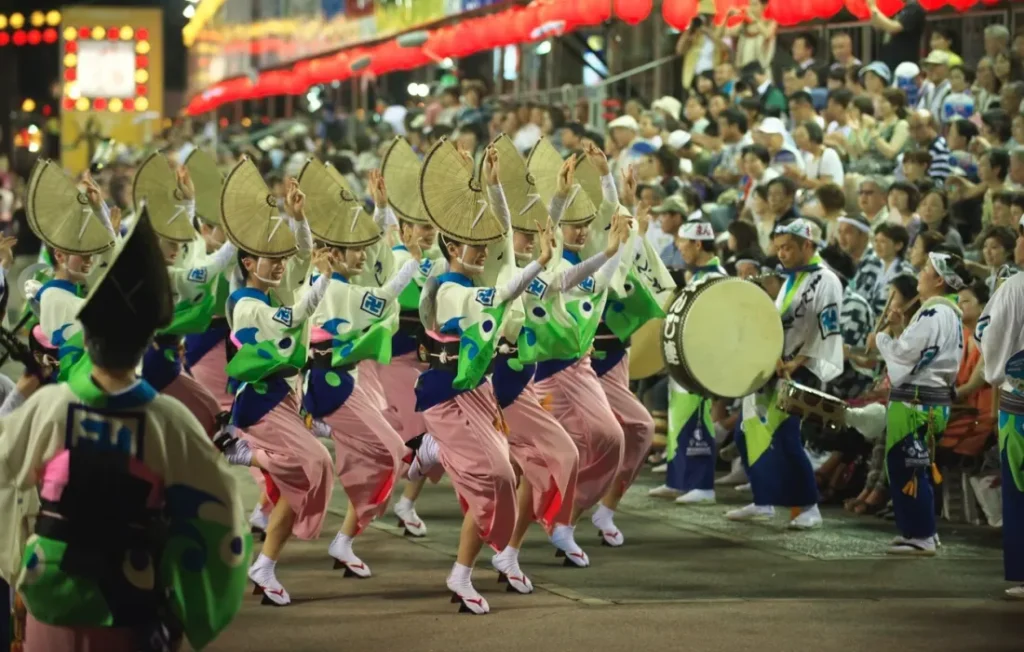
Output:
[[661, 276, 782, 398], [775, 380, 848, 429], [628, 290, 675, 381]]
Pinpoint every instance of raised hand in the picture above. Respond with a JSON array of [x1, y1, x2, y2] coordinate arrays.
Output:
[[536, 218, 556, 265], [312, 247, 333, 276], [368, 169, 388, 207], [81, 172, 104, 209], [621, 165, 638, 205], [557, 156, 576, 195], [176, 165, 195, 200], [635, 200, 651, 236], [484, 145, 500, 186], [584, 142, 610, 176]]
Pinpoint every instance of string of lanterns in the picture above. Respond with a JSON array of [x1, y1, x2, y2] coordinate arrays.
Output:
[[185, 0, 1005, 115], [0, 10, 61, 47]]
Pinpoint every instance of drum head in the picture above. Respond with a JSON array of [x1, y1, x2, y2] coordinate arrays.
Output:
[[679, 278, 782, 398]]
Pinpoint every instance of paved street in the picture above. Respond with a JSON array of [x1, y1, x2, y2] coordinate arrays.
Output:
[[205, 456, 1022, 652]]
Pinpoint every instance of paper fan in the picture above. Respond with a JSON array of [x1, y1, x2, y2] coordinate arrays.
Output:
[[185, 148, 224, 225], [491, 134, 547, 233], [527, 138, 596, 225], [381, 137, 428, 224], [420, 139, 505, 244], [297, 158, 380, 247], [572, 151, 603, 208], [220, 157, 297, 257], [27, 159, 114, 255], [132, 152, 196, 243]]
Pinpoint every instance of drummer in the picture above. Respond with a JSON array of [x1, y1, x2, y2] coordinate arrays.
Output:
[[867, 252, 970, 556], [976, 223, 1024, 596], [649, 220, 726, 505], [728, 219, 843, 529]]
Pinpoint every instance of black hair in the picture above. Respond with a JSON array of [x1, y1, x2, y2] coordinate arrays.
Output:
[[766, 176, 798, 198], [738, 97, 762, 116], [720, 106, 748, 132], [740, 61, 766, 79], [827, 88, 854, 108], [950, 118, 979, 142], [888, 180, 922, 213], [826, 68, 848, 86], [653, 145, 680, 177], [874, 223, 911, 258], [788, 90, 814, 107], [800, 120, 824, 145], [964, 278, 991, 304], [699, 239, 716, 253], [727, 220, 761, 255], [890, 273, 918, 303], [903, 150, 933, 166], [950, 65, 975, 85], [819, 244, 855, 289], [83, 328, 151, 372], [981, 224, 1017, 253], [815, 183, 846, 213], [982, 109, 1013, 143], [793, 31, 818, 56], [915, 229, 946, 257], [741, 143, 771, 165], [982, 147, 1011, 180], [752, 184, 770, 201], [852, 95, 875, 117]]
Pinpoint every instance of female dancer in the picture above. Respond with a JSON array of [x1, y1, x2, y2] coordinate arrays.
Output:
[[298, 159, 416, 577], [414, 139, 551, 614], [221, 159, 334, 605], [868, 251, 970, 556]]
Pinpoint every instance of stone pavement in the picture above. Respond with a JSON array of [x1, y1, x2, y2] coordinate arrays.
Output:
[[202, 457, 1022, 652]]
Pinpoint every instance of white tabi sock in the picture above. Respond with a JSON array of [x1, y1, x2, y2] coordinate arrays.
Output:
[[396, 496, 414, 511], [448, 562, 473, 589]]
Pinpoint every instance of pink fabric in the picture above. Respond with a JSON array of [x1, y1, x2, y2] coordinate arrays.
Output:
[[38, 451, 163, 508], [533, 357, 624, 510], [503, 382, 580, 533], [357, 360, 388, 412], [186, 341, 233, 412], [598, 356, 656, 494], [31, 325, 52, 348], [422, 384, 517, 550], [309, 326, 332, 344], [376, 351, 428, 440], [26, 616, 136, 652], [244, 392, 334, 540], [162, 373, 222, 440], [323, 382, 406, 534]]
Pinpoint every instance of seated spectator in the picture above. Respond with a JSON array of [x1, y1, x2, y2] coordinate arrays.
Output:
[[943, 281, 995, 458], [902, 150, 933, 185], [887, 179, 923, 241], [857, 176, 891, 228], [649, 195, 690, 268], [790, 121, 845, 197], [849, 88, 911, 175], [908, 229, 949, 271], [977, 224, 1018, 291], [766, 176, 800, 223], [918, 187, 965, 251], [870, 223, 915, 315], [723, 220, 763, 270]]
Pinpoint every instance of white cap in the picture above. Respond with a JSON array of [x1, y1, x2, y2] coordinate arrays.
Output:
[[756, 117, 787, 136], [667, 129, 691, 150], [608, 115, 639, 131], [922, 50, 951, 66], [651, 96, 682, 121], [894, 62, 921, 80]]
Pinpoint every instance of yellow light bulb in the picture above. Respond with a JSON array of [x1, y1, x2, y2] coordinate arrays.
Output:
[[63, 53, 77, 68], [135, 40, 150, 54], [109, 98, 123, 113], [91, 26, 104, 40], [46, 11, 61, 27], [63, 26, 76, 41], [10, 13, 24, 29], [134, 69, 149, 84], [75, 97, 90, 111], [135, 97, 149, 112], [0, 16, 8, 31], [30, 11, 44, 27], [120, 26, 133, 41], [21, 99, 36, 113]]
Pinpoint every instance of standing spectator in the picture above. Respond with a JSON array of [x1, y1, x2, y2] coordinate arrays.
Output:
[[788, 91, 824, 130], [984, 24, 1011, 60], [928, 27, 964, 67], [907, 109, 953, 181], [720, 1, 777, 71], [918, 51, 953, 122], [791, 32, 818, 71], [974, 58, 1002, 115], [867, 0, 926, 72], [675, 15, 731, 90], [829, 31, 861, 71]]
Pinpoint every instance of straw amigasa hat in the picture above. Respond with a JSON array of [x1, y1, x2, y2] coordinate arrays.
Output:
[[26, 158, 114, 255], [220, 157, 297, 257], [380, 136, 429, 225], [297, 157, 380, 247], [184, 148, 224, 226], [419, 139, 506, 245], [132, 152, 199, 243], [526, 138, 596, 225], [489, 133, 547, 233], [572, 150, 604, 209]]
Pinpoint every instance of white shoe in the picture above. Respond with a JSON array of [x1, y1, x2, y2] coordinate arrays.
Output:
[[651, 462, 668, 474], [735, 483, 752, 493], [788, 506, 822, 530], [549, 524, 590, 567], [249, 504, 268, 532], [648, 484, 681, 499], [310, 418, 332, 439], [725, 503, 775, 521], [592, 505, 624, 547], [887, 537, 937, 557], [408, 434, 440, 481], [446, 565, 490, 615], [715, 459, 748, 486], [491, 547, 534, 594], [327, 533, 372, 578], [393, 498, 427, 537], [675, 489, 716, 505], [249, 556, 291, 606], [1005, 585, 1024, 600]]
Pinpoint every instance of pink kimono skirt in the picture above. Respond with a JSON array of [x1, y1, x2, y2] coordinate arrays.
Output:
[[162, 372, 222, 440], [503, 382, 579, 533], [187, 340, 234, 411], [421, 383, 517, 550], [323, 379, 406, 534], [376, 351, 429, 440], [244, 392, 334, 539], [533, 357, 625, 509], [598, 356, 656, 494], [26, 616, 137, 652]]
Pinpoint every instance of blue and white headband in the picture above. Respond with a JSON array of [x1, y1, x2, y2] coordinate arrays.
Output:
[[773, 218, 815, 242], [837, 216, 871, 234], [928, 252, 967, 290]]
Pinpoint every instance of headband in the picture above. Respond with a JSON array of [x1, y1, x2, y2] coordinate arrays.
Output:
[[678, 220, 715, 241], [772, 218, 816, 242], [735, 258, 761, 268], [928, 252, 967, 290], [837, 216, 871, 234]]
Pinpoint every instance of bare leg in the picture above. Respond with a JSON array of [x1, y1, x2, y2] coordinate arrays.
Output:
[[261, 499, 295, 561], [340, 500, 358, 537], [600, 478, 625, 511], [456, 512, 484, 566], [403, 477, 426, 501], [507, 478, 534, 550]]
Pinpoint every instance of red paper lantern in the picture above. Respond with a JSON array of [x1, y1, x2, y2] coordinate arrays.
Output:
[[63, 97, 75, 111], [662, 0, 699, 30], [580, 0, 613, 23], [614, 0, 653, 25], [42, 28, 57, 43], [136, 28, 149, 41], [0, 33, 9, 46], [123, 98, 134, 111], [948, 0, 976, 10], [93, 98, 108, 110], [27, 30, 41, 45], [12, 31, 26, 46]]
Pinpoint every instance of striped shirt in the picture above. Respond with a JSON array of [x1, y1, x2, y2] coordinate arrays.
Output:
[[925, 136, 953, 181]]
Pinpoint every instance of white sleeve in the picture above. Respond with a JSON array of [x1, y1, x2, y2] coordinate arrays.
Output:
[[594, 244, 627, 292], [185, 198, 196, 222], [292, 273, 329, 323], [197, 241, 237, 278], [797, 274, 844, 376], [600, 173, 618, 207], [496, 261, 543, 304], [96, 201, 116, 238], [379, 259, 418, 300], [0, 389, 26, 416], [876, 313, 939, 388], [548, 194, 567, 226], [487, 184, 512, 232], [291, 218, 313, 251], [819, 149, 844, 183], [978, 283, 1022, 386], [559, 252, 610, 292], [373, 205, 398, 229]]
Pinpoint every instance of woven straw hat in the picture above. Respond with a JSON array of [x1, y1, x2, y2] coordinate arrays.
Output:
[[380, 137, 429, 225], [527, 138, 596, 225], [297, 157, 380, 247], [132, 152, 197, 243], [220, 157, 297, 257], [419, 139, 505, 244], [184, 148, 223, 226], [26, 159, 114, 255], [490, 133, 547, 233], [572, 151, 604, 207]]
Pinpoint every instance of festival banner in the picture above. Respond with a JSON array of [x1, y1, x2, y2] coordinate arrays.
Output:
[[375, 0, 445, 34]]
